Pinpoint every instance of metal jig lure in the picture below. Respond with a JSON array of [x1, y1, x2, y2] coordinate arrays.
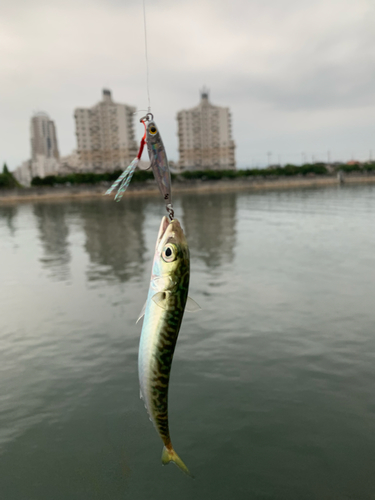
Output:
[[141, 113, 174, 220]]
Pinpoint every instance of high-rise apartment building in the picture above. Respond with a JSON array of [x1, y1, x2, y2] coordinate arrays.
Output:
[[14, 112, 60, 185], [30, 112, 60, 178], [74, 89, 137, 172], [177, 89, 235, 170], [30, 112, 60, 162]]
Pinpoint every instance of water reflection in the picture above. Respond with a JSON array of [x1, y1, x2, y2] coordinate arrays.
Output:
[[77, 199, 147, 283], [33, 204, 70, 280], [0, 205, 18, 236], [181, 192, 237, 268]]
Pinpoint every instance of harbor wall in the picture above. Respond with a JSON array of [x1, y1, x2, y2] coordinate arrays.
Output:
[[1, 172, 375, 203]]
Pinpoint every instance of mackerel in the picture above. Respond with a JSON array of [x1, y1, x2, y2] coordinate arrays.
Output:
[[138, 216, 198, 477]]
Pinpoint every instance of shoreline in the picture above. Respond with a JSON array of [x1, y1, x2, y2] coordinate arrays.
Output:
[[1, 172, 375, 203]]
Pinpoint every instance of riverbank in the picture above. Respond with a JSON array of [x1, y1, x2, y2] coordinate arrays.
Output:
[[1, 172, 375, 203]]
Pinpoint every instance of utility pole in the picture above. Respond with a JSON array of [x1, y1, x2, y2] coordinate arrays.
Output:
[[301, 152, 306, 165], [267, 151, 272, 167], [370, 150, 373, 162], [327, 150, 331, 163]]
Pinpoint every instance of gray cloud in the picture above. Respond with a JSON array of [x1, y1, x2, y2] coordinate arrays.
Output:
[[1, 0, 375, 168]]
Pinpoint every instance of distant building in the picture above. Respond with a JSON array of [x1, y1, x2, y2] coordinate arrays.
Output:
[[31, 112, 60, 178], [74, 89, 138, 172], [59, 150, 81, 175], [14, 112, 60, 185], [347, 160, 360, 165], [31, 112, 60, 162], [177, 89, 235, 170], [13, 159, 32, 186]]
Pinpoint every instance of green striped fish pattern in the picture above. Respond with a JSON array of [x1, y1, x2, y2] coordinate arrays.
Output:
[[138, 216, 192, 477]]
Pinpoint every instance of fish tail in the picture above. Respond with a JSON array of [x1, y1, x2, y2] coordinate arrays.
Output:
[[161, 446, 193, 478]]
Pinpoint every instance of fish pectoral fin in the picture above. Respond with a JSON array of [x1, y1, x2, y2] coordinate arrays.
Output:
[[161, 446, 193, 478], [152, 291, 168, 310], [136, 300, 147, 324], [185, 297, 202, 312]]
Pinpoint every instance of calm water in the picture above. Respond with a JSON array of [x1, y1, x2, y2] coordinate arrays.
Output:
[[0, 185, 375, 499]]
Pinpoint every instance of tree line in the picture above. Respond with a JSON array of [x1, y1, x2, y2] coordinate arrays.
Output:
[[30, 162, 375, 187], [1, 161, 375, 189]]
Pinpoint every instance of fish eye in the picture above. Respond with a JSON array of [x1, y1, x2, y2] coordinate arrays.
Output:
[[162, 243, 177, 263], [149, 125, 157, 135]]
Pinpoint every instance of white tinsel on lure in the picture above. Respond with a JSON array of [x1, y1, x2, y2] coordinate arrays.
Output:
[[105, 158, 139, 202]]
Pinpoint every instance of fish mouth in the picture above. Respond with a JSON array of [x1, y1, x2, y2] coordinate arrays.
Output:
[[156, 216, 170, 247], [156, 216, 183, 252]]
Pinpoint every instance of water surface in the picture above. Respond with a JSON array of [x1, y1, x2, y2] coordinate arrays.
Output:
[[0, 185, 375, 499]]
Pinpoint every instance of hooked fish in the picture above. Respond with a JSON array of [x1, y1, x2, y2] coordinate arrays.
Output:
[[145, 119, 174, 219], [137, 216, 200, 477]]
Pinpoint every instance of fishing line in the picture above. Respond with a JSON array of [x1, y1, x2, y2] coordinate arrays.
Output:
[[106, 1, 153, 204], [142, 0, 151, 113]]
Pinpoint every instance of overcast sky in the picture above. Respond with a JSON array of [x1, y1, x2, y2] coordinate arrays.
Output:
[[1, 0, 375, 169]]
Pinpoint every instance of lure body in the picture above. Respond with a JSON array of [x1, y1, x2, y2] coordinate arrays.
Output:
[[106, 116, 174, 215], [146, 121, 173, 212], [138, 216, 191, 476]]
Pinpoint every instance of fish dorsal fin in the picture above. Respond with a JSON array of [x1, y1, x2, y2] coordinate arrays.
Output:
[[185, 297, 201, 312], [152, 291, 168, 310], [136, 300, 147, 324]]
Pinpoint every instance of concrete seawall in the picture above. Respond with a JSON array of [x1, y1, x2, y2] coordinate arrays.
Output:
[[1, 173, 375, 203]]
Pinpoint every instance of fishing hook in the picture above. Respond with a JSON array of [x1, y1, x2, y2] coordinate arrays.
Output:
[[140, 112, 154, 123], [166, 204, 174, 221]]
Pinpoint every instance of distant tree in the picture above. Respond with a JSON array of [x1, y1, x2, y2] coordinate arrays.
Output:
[[0, 164, 21, 189]]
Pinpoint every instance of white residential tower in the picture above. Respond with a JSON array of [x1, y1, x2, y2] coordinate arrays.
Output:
[[177, 89, 235, 170], [14, 112, 60, 185], [74, 89, 138, 172]]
